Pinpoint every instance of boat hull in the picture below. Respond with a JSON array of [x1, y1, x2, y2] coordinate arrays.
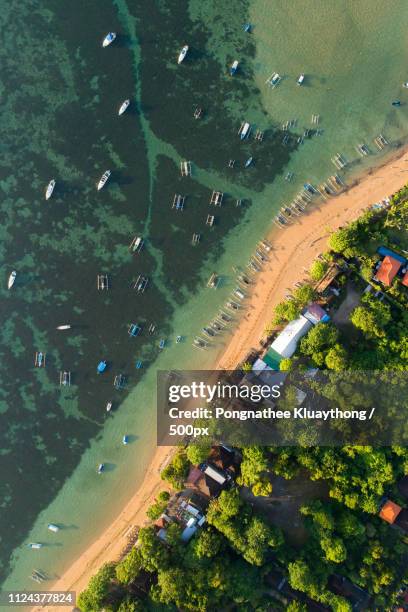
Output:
[[97, 171, 111, 190], [118, 100, 130, 115], [177, 45, 188, 64], [45, 180, 55, 200], [102, 33, 116, 47], [8, 271, 16, 289]]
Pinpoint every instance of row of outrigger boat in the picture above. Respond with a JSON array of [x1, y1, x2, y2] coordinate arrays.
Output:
[[192, 240, 272, 350]]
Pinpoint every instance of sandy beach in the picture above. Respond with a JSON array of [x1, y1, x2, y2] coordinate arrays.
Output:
[[33, 147, 408, 610]]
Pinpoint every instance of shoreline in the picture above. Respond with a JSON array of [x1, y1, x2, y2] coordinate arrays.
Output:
[[32, 145, 408, 610]]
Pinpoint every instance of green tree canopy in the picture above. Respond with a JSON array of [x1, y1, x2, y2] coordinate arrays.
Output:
[[310, 259, 329, 281], [77, 562, 115, 612], [300, 322, 339, 366], [186, 442, 211, 465], [116, 547, 144, 585]]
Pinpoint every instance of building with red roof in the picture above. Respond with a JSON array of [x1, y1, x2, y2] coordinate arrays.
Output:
[[402, 271, 408, 287], [374, 256, 402, 286], [379, 500, 402, 524]]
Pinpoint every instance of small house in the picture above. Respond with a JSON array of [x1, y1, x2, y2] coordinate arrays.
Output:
[[374, 256, 402, 286], [303, 302, 330, 325], [379, 500, 402, 524]]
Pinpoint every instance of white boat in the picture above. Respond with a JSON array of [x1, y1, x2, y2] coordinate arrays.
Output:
[[297, 73, 305, 85], [270, 73, 281, 87], [240, 122, 251, 140], [118, 99, 130, 115], [106, 401, 112, 412], [122, 435, 129, 445], [98, 463, 105, 474], [28, 543, 42, 549], [97, 170, 111, 191], [178, 45, 189, 64], [102, 32, 116, 47], [8, 271, 16, 290], [56, 325, 71, 330], [403, 82, 408, 89], [230, 60, 239, 76], [47, 523, 59, 533], [45, 180, 56, 200]]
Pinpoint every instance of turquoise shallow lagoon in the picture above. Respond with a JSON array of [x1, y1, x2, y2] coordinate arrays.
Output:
[[1, 0, 408, 592]]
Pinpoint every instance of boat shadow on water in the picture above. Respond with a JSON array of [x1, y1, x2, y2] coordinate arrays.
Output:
[[11, 273, 41, 288], [183, 46, 206, 62], [121, 434, 138, 444], [115, 174, 134, 187], [112, 34, 135, 49], [100, 462, 116, 473]]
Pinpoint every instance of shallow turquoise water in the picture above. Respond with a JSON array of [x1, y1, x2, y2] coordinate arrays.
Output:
[[2, 0, 408, 594]]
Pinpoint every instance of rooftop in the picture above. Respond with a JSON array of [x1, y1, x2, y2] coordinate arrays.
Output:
[[303, 302, 330, 325], [379, 499, 402, 524], [270, 315, 312, 359], [374, 256, 402, 286]]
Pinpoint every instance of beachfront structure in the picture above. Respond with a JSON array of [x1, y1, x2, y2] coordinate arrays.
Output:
[[203, 464, 228, 486], [156, 494, 206, 544], [270, 315, 312, 359], [303, 302, 330, 325], [373, 246, 407, 287], [374, 256, 402, 286]]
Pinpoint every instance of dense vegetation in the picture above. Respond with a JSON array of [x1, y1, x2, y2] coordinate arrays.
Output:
[[78, 190, 408, 610]]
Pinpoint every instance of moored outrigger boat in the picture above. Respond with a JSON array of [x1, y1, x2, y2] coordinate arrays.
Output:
[[114, 374, 126, 390], [98, 463, 105, 474], [45, 179, 56, 200], [34, 351, 46, 368], [128, 323, 141, 337], [8, 270, 16, 289], [27, 543, 43, 549], [47, 523, 59, 533], [97, 170, 111, 191], [297, 73, 305, 85], [266, 72, 281, 88], [129, 236, 144, 253], [207, 273, 219, 288], [177, 45, 189, 64], [59, 371, 71, 387], [106, 402, 113, 412], [238, 121, 251, 140], [102, 32, 116, 47], [193, 336, 208, 350], [118, 99, 130, 115]]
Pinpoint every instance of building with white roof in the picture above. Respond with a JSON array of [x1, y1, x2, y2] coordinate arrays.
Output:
[[270, 315, 312, 359]]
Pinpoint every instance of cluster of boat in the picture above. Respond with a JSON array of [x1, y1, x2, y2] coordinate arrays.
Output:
[[193, 240, 272, 349], [40, 32, 129, 213]]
